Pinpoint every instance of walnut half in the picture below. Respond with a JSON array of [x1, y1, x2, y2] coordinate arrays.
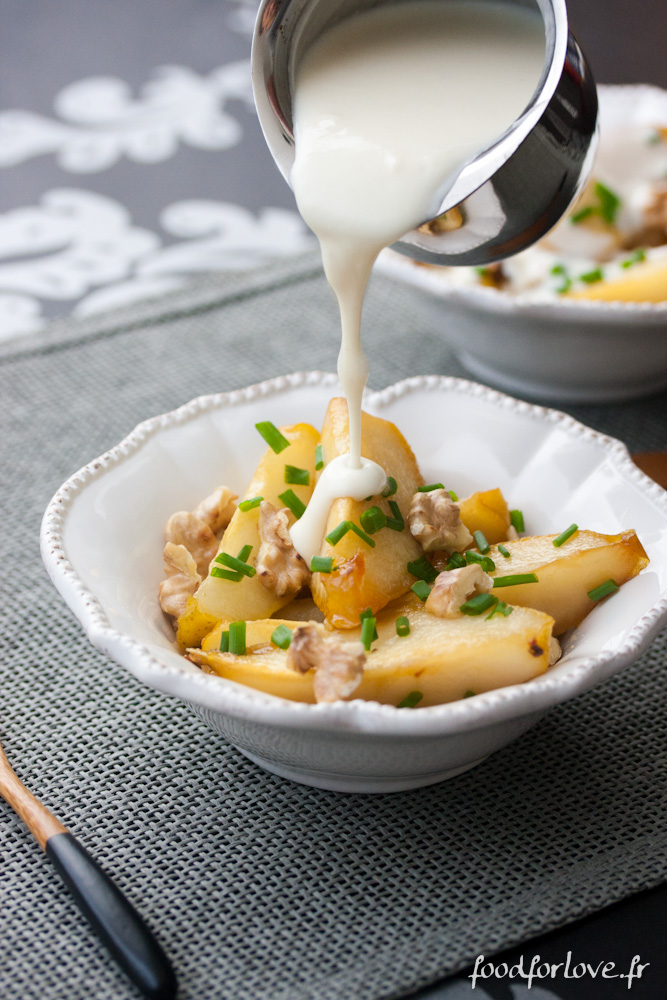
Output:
[[287, 623, 366, 703], [159, 542, 201, 621], [425, 564, 492, 619], [408, 488, 473, 553], [256, 501, 310, 599]]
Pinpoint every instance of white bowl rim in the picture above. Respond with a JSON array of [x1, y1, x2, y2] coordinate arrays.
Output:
[[41, 371, 667, 738], [377, 83, 667, 321]]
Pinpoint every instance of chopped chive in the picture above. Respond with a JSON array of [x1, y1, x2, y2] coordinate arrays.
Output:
[[381, 476, 398, 497], [411, 580, 432, 602], [571, 205, 594, 224], [498, 544, 511, 559], [360, 505, 387, 534], [314, 443, 324, 470], [588, 578, 619, 602], [237, 544, 252, 562], [219, 630, 229, 652], [255, 421, 290, 454], [647, 129, 662, 145], [348, 522, 376, 547], [556, 274, 572, 294], [278, 488, 306, 519], [311, 555, 334, 574], [464, 690, 476, 698], [580, 267, 604, 284], [396, 616, 410, 637], [417, 483, 444, 493], [215, 550, 256, 578], [460, 593, 498, 616], [493, 573, 539, 588], [360, 616, 377, 651], [238, 496, 263, 512], [446, 551, 467, 570], [407, 555, 439, 584], [228, 620, 246, 655], [284, 464, 310, 486], [271, 624, 293, 650], [486, 601, 513, 619], [621, 248, 646, 268], [473, 530, 490, 554], [386, 500, 405, 531], [210, 567, 243, 581], [326, 520, 350, 546], [510, 509, 525, 533], [465, 551, 495, 572], [551, 263, 567, 275], [595, 181, 621, 224], [553, 523, 578, 547], [448, 489, 459, 502], [397, 691, 423, 708], [360, 608, 378, 641]]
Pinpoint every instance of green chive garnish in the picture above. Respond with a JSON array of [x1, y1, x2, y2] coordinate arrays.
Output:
[[493, 573, 539, 588], [595, 181, 621, 224], [473, 530, 490, 554], [360, 506, 387, 534], [326, 521, 350, 546], [255, 421, 290, 454], [417, 483, 444, 493], [510, 509, 525, 533], [359, 608, 378, 641], [464, 690, 476, 698], [498, 544, 511, 559], [621, 248, 646, 269], [349, 522, 376, 547], [396, 616, 410, 637], [407, 555, 439, 584], [238, 496, 263, 512], [448, 490, 459, 502], [446, 552, 467, 570], [360, 616, 377, 651], [278, 489, 306, 519], [580, 267, 604, 284], [228, 620, 246, 655], [486, 601, 513, 619], [386, 500, 405, 531], [465, 551, 495, 573], [460, 593, 498, 616], [211, 543, 252, 581], [215, 550, 256, 578], [382, 477, 398, 497], [271, 624, 293, 650], [311, 555, 334, 573], [588, 578, 619, 602], [397, 691, 423, 708], [284, 464, 310, 486], [411, 580, 432, 602], [211, 566, 243, 581], [571, 205, 594, 224], [315, 443, 324, 470], [553, 524, 578, 547], [219, 630, 229, 652]]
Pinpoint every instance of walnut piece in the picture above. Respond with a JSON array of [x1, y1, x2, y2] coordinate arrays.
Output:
[[165, 511, 219, 579], [256, 501, 310, 599], [287, 623, 366, 703], [193, 486, 237, 534], [408, 488, 473, 553], [159, 542, 201, 621], [425, 564, 492, 618]]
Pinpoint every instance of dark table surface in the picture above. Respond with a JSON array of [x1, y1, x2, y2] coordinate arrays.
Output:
[[1, 2, 666, 998]]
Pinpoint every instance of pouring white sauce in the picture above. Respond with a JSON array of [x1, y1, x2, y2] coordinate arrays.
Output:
[[288, 0, 545, 563]]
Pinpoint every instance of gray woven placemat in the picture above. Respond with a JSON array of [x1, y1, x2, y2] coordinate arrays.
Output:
[[1, 252, 666, 1000]]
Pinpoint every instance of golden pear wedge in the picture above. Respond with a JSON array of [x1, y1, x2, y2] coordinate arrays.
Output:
[[459, 488, 511, 544]]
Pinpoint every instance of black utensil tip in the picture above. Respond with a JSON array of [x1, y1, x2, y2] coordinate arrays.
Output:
[[46, 833, 177, 1000]]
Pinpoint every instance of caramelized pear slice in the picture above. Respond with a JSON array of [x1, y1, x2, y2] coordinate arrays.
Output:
[[310, 399, 423, 627], [459, 488, 510, 544], [176, 423, 319, 648], [488, 529, 649, 634], [188, 594, 554, 706]]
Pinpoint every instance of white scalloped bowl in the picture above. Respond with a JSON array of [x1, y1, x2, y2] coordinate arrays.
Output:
[[376, 86, 667, 403], [41, 374, 667, 793]]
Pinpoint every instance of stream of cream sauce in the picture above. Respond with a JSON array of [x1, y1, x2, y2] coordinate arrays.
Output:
[[288, 0, 545, 563]]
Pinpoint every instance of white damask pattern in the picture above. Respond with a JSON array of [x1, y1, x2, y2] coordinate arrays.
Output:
[[0, 63, 254, 173], [0, 189, 315, 340]]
